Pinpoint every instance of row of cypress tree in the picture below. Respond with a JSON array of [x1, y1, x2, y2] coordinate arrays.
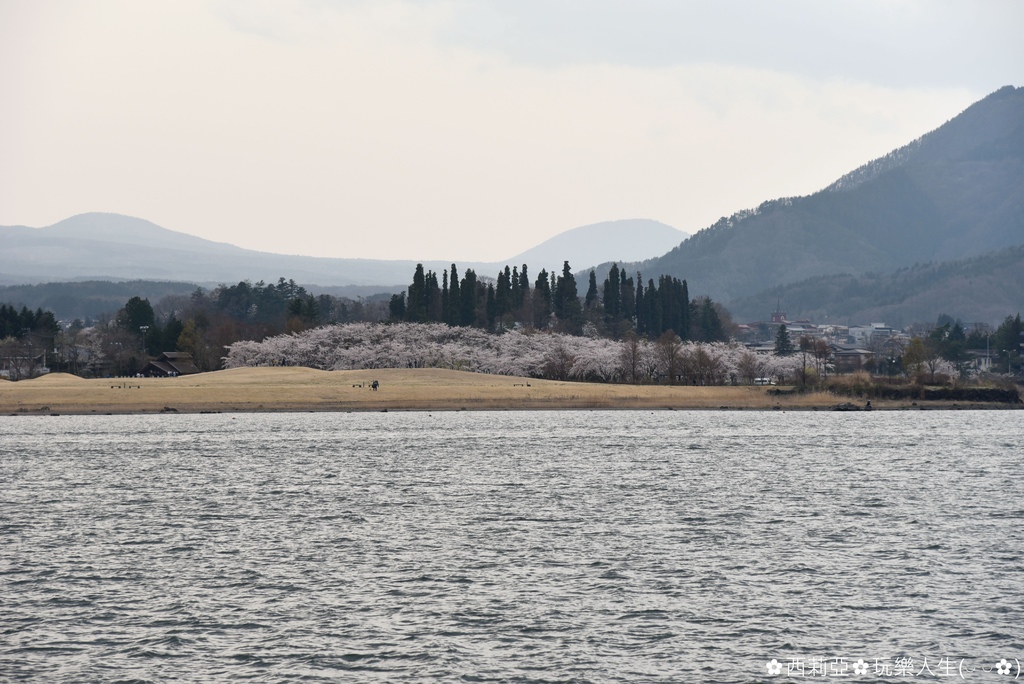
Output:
[[390, 261, 727, 342]]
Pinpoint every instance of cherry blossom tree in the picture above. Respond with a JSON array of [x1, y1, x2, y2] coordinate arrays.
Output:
[[225, 322, 770, 385]]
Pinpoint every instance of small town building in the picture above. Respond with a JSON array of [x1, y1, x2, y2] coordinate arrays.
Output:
[[832, 347, 874, 374], [141, 352, 201, 377], [848, 323, 898, 346]]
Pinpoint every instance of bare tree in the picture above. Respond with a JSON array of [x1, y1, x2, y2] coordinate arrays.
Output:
[[656, 332, 684, 384], [55, 325, 86, 375], [685, 345, 727, 386], [542, 339, 575, 381], [812, 338, 831, 379], [736, 349, 767, 385], [798, 335, 813, 385], [0, 337, 32, 380], [619, 332, 643, 384]]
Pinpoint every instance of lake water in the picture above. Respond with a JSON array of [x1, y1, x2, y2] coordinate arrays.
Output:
[[2, 410, 1022, 682]]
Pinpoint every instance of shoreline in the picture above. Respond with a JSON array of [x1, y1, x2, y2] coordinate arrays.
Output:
[[2, 368, 1020, 416]]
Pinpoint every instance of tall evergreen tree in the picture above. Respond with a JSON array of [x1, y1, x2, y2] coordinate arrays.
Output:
[[603, 263, 620, 319], [635, 277, 646, 335], [774, 324, 794, 356], [459, 269, 477, 327], [517, 264, 531, 326], [485, 283, 497, 329], [554, 261, 582, 333], [407, 264, 427, 322], [694, 296, 725, 342], [585, 270, 599, 310], [496, 267, 510, 318], [425, 269, 441, 322], [441, 269, 450, 324], [533, 268, 551, 328], [679, 279, 691, 339], [658, 275, 675, 334], [501, 266, 512, 315], [448, 264, 461, 326], [646, 278, 661, 336], [510, 266, 523, 310], [620, 271, 636, 324]]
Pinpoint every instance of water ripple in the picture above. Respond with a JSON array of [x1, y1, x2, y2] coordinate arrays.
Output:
[[2, 410, 1022, 682]]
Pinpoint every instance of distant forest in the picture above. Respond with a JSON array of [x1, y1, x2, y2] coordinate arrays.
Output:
[[1, 258, 731, 377], [388, 261, 731, 343], [1, 278, 391, 377], [4, 264, 1020, 380]]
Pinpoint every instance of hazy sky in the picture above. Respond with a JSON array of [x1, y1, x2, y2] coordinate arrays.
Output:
[[2, 1, 1021, 261]]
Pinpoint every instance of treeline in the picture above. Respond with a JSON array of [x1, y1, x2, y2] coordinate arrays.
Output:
[[388, 261, 730, 342], [10, 265, 735, 378], [0, 304, 59, 340], [177, 279, 389, 370], [42, 278, 390, 376], [0, 304, 60, 380], [917, 313, 1023, 374], [0, 280, 199, 323]]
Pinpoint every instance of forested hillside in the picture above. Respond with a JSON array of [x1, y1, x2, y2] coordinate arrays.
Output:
[[0, 281, 200, 322], [616, 86, 1024, 305], [728, 244, 1024, 326]]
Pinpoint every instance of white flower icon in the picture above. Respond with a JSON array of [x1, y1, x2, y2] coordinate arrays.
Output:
[[996, 659, 1012, 675], [852, 659, 869, 675], [766, 659, 783, 675]]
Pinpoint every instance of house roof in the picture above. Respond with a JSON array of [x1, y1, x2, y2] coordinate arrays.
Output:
[[833, 348, 873, 356], [144, 352, 200, 375]]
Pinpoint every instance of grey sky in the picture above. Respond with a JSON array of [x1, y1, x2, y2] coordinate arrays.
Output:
[[1, 1, 1021, 261], [442, 1, 1021, 87]]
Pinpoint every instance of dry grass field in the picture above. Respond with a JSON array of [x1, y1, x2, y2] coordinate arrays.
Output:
[[3, 367, 1011, 415]]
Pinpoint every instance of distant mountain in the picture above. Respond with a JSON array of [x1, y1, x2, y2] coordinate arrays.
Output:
[[0, 213, 434, 287], [0, 213, 685, 288], [615, 85, 1024, 309], [502, 219, 687, 275], [727, 244, 1024, 327]]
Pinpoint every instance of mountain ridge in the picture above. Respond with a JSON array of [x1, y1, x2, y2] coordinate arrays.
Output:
[[603, 85, 1024, 307], [4, 87, 1022, 326], [0, 213, 686, 287]]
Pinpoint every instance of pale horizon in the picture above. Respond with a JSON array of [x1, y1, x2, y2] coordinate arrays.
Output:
[[2, 1, 1021, 262]]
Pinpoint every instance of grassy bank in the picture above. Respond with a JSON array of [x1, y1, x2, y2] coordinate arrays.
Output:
[[2, 368, 1020, 415]]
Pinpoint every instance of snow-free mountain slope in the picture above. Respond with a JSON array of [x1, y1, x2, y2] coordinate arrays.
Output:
[[624, 85, 1024, 304]]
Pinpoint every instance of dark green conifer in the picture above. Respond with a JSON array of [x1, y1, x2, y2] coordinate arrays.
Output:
[[603, 263, 620, 319], [460, 269, 477, 327], [775, 324, 794, 356], [585, 270, 599, 310], [448, 264, 461, 326]]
